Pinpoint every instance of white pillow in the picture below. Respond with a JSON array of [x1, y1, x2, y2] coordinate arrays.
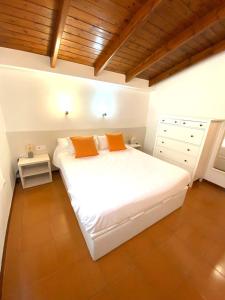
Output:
[[57, 138, 69, 148], [97, 135, 108, 150], [57, 137, 74, 154], [93, 135, 99, 149]]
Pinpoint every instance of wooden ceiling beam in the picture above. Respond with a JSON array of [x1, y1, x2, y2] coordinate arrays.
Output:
[[126, 3, 225, 82], [149, 39, 225, 86], [94, 0, 162, 76], [50, 0, 71, 68]]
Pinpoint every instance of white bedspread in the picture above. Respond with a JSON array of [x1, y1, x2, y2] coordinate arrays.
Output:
[[54, 147, 190, 236]]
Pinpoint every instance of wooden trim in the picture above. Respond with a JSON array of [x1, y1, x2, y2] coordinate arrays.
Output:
[[94, 0, 161, 76], [149, 39, 225, 86], [50, 0, 71, 68], [126, 3, 225, 82]]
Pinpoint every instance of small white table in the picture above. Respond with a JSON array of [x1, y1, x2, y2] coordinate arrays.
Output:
[[128, 143, 142, 150], [18, 154, 52, 189]]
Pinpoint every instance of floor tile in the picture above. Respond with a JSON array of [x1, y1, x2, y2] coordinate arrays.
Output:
[[97, 246, 135, 284], [159, 235, 200, 276], [145, 220, 175, 246], [170, 280, 205, 300], [188, 259, 225, 300], [132, 245, 186, 293], [2, 173, 225, 300], [89, 286, 115, 300], [54, 230, 89, 264], [109, 266, 165, 300], [123, 230, 155, 257]]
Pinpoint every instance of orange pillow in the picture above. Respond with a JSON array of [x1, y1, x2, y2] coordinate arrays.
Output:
[[70, 136, 98, 158], [106, 133, 126, 151]]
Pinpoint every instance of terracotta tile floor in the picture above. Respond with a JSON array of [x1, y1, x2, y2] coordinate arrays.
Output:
[[2, 172, 225, 300]]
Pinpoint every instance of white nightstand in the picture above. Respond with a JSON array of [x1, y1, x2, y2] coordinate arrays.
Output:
[[18, 154, 52, 189], [128, 143, 142, 150]]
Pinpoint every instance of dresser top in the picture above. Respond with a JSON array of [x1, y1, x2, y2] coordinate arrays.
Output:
[[159, 115, 225, 122]]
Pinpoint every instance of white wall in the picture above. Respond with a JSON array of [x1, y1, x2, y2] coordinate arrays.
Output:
[[0, 103, 14, 270], [0, 66, 149, 132], [0, 49, 149, 269], [0, 47, 149, 89], [144, 52, 225, 154]]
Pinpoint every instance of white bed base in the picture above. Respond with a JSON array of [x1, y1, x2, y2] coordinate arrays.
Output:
[[60, 171, 188, 260]]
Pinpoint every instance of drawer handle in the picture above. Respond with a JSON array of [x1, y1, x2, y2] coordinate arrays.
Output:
[[200, 124, 203, 127], [159, 151, 163, 153], [187, 148, 190, 151], [174, 121, 177, 123], [184, 159, 187, 162], [164, 130, 167, 132], [161, 141, 164, 144], [162, 119, 165, 122], [183, 122, 186, 125], [190, 135, 194, 138]]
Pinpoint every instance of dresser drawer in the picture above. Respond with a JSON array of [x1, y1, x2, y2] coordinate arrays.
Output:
[[185, 144, 199, 156], [160, 117, 180, 125], [184, 128, 204, 145], [158, 124, 183, 139], [158, 124, 204, 145], [180, 120, 207, 129], [155, 146, 196, 169], [156, 137, 200, 156]]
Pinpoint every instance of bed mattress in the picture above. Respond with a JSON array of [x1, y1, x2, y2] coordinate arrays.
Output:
[[54, 147, 190, 238]]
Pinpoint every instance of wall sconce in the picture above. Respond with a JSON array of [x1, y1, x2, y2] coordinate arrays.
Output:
[[58, 93, 72, 117], [102, 112, 107, 118]]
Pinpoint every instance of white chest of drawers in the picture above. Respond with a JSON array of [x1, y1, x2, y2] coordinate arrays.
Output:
[[153, 116, 222, 185]]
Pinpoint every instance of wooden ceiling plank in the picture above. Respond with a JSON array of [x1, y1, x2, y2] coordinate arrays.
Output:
[[59, 50, 96, 62], [149, 38, 225, 86], [0, 36, 48, 52], [61, 36, 104, 51], [59, 47, 98, 60], [62, 30, 108, 46], [0, 0, 54, 19], [69, 6, 118, 34], [66, 16, 114, 40], [60, 40, 102, 55], [94, 0, 162, 76], [58, 54, 93, 66], [0, 21, 50, 41], [50, 0, 71, 67], [29, 0, 57, 11], [0, 12, 52, 35], [64, 24, 111, 43], [72, 0, 129, 26], [114, 51, 141, 63], [0, 29, 49, 46], [0, 3, 52, 27], [0, 40, 48, 55], [126, 3, 225, 82]]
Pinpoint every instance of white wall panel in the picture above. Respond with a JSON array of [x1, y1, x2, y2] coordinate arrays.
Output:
[[0, 67, 149, 132]]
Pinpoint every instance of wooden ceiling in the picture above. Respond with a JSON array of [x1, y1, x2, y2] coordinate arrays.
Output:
[[0, 0, 225, 86]]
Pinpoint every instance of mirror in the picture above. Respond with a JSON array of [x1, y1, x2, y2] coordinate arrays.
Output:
[[214, 131, 225, 172]]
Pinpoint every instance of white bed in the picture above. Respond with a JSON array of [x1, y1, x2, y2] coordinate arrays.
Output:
[[53, 145, 190, 260]]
